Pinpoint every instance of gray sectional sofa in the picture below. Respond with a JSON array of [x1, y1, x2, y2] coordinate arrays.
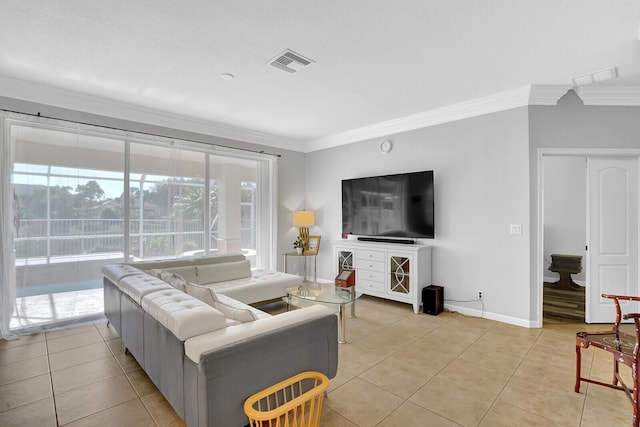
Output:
[[102, 253, 338, 427]]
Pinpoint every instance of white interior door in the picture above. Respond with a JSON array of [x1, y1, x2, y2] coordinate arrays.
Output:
[[587, 157, 639, 323]]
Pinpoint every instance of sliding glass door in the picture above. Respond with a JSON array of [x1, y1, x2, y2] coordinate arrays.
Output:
[[1, 115, 276, 335], [9, 124, 125, 331], [209, 154, 258, 265], [129, 142, 206, 260]]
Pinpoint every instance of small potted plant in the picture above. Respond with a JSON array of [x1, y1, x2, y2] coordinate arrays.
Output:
[[293, 236, 305, 254]]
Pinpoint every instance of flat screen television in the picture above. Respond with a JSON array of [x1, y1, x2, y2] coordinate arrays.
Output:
[[342, 170, 434, 239]]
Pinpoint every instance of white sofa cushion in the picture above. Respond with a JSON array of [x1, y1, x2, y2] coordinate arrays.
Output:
[[128, 258, 194, 270], [195, 260, 251, 285], [102, 264, 142, 287], [184, 282, 217, 304], [162, 265, 198, 284], [185, 282, 260, 323], [192, 253, 246, 265], [210, 270, 303, 304], [145, 268, 163, 279], [159, 271, 189, 293], [141, 288, 227, 340], [146, 269, 191, 293], [119, 274, 173, 304], [214, 293, 271, 321], [184, 305, 332, 363]]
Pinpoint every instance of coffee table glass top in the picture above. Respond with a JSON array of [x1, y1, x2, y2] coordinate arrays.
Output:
[[285, 283, 358, 312], [286, 282, 360, 344]]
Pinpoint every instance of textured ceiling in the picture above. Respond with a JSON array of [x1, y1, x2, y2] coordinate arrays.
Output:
[[1, 1, 639, 151]]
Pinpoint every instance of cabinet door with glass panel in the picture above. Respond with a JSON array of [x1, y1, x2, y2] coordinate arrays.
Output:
[[388, 252, 413, 299], [336, 247, 356, 275]]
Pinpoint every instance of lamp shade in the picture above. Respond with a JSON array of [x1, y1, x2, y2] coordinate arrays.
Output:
[[293, 210, 315, 227]]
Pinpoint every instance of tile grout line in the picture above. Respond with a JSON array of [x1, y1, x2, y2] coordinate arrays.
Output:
[[53, 323, 145, 426], [8, 299, 606, 426], [476, 326, 548, 426], [327, 308, 415, 426], [102, 321, 162, 427], [350, 312, 498, 426], [44, 329, 61, 426], [486, 327, 587, 426], [439, 320, 502, 427], [397, 318, 538, 426], [327, 306, 430, 426]]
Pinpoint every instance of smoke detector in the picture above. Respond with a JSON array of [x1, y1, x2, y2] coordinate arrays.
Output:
[[268, 49, 314, 73]]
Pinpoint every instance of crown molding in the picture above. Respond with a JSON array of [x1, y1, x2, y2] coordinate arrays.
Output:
[[0, 74, 303, 152], [2, 75, 638, 155], [306, 84, 640, 152], [528, 85, 573, 105], [574, 85, 640, 106], [307, 86, 534, 152]]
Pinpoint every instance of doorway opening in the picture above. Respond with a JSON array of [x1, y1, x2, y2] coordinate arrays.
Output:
[[539, 149, 640, 325], [542, 155, 586, 323]]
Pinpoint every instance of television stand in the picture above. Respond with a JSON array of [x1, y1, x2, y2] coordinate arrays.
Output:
[[357, 237, 415, 245], [334, 240, 432, 314]]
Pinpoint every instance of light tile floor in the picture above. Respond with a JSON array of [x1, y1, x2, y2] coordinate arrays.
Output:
[[0, 295, 634, 426]]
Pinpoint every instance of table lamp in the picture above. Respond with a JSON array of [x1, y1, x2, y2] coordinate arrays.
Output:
[[293, 210, 315, 244]]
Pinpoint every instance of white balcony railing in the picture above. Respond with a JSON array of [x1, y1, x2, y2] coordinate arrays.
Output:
[[15, 218, 211, 260]]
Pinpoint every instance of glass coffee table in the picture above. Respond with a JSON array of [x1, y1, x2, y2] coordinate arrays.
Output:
[[284, 282, 359, 344]]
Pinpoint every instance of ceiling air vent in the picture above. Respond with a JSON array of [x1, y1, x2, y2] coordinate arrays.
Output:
[[268, 49, 314, 73]]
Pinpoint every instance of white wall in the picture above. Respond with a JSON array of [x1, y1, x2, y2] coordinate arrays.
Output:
[[543, 156, 586, 284], [305, 108, 533, 326]]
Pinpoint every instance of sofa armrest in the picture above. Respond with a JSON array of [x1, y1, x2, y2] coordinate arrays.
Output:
[[184, 305, 332, 363], [183, 305, 338, 427], [101, 264, 142, 286], [194, 260, 251, 285]]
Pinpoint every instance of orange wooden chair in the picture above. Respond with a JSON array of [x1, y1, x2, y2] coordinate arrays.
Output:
[[575, 294, 640, 427]]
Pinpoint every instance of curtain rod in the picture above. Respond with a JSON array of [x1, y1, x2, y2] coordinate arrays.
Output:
[[1, 108, 282, 158]]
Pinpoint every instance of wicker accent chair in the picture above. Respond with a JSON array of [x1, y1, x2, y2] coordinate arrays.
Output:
[[575, 294, 640, 427]]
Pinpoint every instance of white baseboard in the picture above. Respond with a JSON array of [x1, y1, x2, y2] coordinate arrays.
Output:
[[444, 302, 539, 328]]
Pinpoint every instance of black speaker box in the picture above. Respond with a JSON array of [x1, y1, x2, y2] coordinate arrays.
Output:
[[422, 285, 443, 315]]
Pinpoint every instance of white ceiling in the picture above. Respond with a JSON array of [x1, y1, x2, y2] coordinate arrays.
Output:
[[1, 1, 639, 152]]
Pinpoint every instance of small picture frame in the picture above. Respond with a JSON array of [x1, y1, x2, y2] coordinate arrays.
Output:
[[305, 235, 321, 255]]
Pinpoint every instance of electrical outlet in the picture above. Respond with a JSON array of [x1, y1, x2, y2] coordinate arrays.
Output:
[[478, 290, 483, 300]]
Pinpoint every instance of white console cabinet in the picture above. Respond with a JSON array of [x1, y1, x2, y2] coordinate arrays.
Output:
[[335, 240, 432, 313]]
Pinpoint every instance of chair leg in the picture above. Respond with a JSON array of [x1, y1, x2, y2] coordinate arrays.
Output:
[[575, 344, 582, 393], [614, 358, 620, 386], [634, 365, 639, 427]]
